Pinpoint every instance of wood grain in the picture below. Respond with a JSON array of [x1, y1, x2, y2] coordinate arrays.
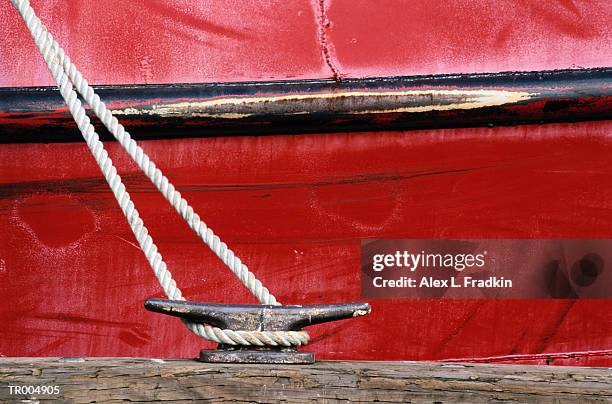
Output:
[[1, 358, 611, 403]]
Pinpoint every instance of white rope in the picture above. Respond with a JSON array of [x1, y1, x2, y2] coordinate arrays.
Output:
[[11, 0, 309, 347]]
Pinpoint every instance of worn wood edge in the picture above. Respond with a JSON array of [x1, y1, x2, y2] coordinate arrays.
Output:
[[1, 358, 611, 403]]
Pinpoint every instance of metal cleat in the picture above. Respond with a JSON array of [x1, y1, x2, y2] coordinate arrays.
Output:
[[144, 299, 371, 364]]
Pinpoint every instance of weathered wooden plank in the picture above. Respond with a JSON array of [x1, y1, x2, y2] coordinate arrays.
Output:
[[0, 358, 611, 403]]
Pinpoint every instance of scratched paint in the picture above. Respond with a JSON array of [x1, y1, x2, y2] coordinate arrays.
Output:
[[316, 0, 341, 80], [324, 0, 612, 78], [110, 90, 535, 119], [0, 0, 326, 87], [1, 1, 611, 87], [0, 0, 611, 365], [1, 121, 612, 365], [1, 69, 609, 144], [15, 194, 97, 248]]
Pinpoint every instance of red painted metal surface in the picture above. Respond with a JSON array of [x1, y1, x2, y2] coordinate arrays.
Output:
[[1, 0, 611, 87], [0, 0, 611, 364], [1, 121, 612, 365]]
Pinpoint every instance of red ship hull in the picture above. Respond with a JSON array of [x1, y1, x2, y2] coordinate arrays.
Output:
[[0, 0, 611, 365]]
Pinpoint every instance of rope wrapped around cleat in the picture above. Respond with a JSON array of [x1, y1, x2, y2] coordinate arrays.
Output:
[[10, 0, 309, 347]]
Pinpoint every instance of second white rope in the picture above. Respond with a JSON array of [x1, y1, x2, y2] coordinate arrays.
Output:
[[10, 0, 309, 347]]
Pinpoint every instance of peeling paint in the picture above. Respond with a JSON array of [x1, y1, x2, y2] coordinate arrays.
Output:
[[2, 69, 607, 142], [111, 89, 535, 119]]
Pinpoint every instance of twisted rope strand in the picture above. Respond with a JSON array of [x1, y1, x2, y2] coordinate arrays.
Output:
[[11, 0, 309, 347], [54, 30, 276, 307]]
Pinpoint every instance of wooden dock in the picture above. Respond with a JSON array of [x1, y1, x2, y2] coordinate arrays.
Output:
[[1, 358, 611, 402]]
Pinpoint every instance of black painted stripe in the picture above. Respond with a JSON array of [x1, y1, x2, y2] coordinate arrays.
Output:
[[0, 68, 610, 143]]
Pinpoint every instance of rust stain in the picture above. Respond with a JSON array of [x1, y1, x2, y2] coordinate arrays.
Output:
[[315, 0, 341, 81], [111, 89, 536, 119]]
